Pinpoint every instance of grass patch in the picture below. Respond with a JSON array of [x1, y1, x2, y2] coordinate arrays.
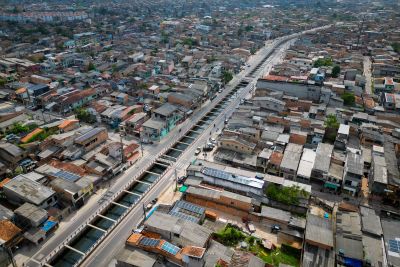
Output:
[[214, 224, 246, 246], [214, 225, 300, 267], [265, 184, 309, 205], [258, 247, 300, 267]]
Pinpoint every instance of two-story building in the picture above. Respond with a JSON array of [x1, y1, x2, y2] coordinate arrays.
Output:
[[280, 143, 303, 180], [342, 151, 363, 196]]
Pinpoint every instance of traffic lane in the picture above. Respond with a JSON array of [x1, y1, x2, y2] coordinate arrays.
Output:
[[82, 39, 299, 266], [33, 31, 298, 265], [84, 168, 176, 266]]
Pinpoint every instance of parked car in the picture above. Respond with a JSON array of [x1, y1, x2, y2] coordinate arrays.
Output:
[[203, 143, 214, 152], [209, 137, 217, 144], [177, 176, 186, 184], [271, 225, 281, 233], [146, 203, 154, 211], [194, 147, 202, 155], [247, 222, 256, 233]]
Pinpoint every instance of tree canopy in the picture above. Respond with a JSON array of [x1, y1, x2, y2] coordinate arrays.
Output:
[[313, 57, 333, 68], [324, 114, 340, 129], [332, 65, 340, 78], [341, 91, 355, 106], [222, 70, 233, 84]]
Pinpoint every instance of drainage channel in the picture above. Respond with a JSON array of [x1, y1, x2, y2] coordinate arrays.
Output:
[[50, 163, 168, 266], [46, 34, 303, 267], [49, 73, 255, 266]]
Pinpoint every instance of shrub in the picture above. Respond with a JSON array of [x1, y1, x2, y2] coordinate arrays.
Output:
[[214, 224, 246, 246], [265, 184, 309, 205]]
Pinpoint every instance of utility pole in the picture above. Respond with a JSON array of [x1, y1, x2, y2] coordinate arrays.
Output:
[[139, 128, 144, 157], [174, 168, 178, 191], [142, 203, 146, 219], [119, 133, 125, 164]]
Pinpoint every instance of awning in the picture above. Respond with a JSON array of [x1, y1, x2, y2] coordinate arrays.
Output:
[[324, 182, 338, 190]]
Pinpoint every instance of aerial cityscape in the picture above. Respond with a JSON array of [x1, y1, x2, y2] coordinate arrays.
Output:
[[0, 0, 400, 267]]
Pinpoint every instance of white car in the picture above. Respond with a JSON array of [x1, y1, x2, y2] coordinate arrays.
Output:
[[210, 138, 217, 144], [194, 147, 202, 155]]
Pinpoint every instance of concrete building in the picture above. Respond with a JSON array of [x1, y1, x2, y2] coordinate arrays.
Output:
[[186, 161, 265, 196], [325, 162, 344, 192], [120, 112, 147, 136], [311, 143, 333, 182], [252, 96, 286, 112], [303, 214, 335, 267], [184, 187, 253, 218], [74, 127, 108, 153], [296, 148, 316, 183], [256, 79, 322, 102], [369, 154, 388, 195], [334, 124, 350, 151], [0, 142, 28, 167], [144, 211, 212, 248], [3, 175, 57, 209], [14, 203, 48, 228], [335, 211, 363, 266], [359, 206, 384, 267], [219, 136, 256, 155], [381, 218, 400, 267], [168, 200, 205, 224], [116, 247, 156, 267], [280, 143, 303, 180], [342, 152, 364, 196]]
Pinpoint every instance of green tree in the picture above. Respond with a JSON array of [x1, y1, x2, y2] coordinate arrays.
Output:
[[324, 114, 340, 143], [265, 184, 308, 205], [182, 38, 197, 48], [341, 92, 355, 106], [88, 62, 96, 71], [313, 58, 333, 68], [245, 25, 254, 32], [222, 70, 233, 84], [331, 65, 340, 78], [214, 225, 246, 246], [391, 43, 400, 54], [75, 108, 94, 123], [250, 47, 257, 55], [324, 114, 340, 129]]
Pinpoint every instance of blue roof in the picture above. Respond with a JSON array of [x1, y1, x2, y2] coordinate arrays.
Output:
[[42, 220, 57, 232]]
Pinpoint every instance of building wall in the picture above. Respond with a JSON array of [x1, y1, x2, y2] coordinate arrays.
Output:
[[185, 194, 250, 218], [168, 94, 192, 109], [76, 129, 108, 152], [256, 80, 321, 102], [219, 139, 254, 154], [199, 174, 263, 196]]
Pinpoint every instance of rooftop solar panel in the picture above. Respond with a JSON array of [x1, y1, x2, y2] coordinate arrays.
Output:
[[53, 170, 81, 182], [161, 242, 180, 255], [201, 167, 264, 189], [140, 237, 160, 247], [176, 200, 205, 214], [388, 239, 400, 253]]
